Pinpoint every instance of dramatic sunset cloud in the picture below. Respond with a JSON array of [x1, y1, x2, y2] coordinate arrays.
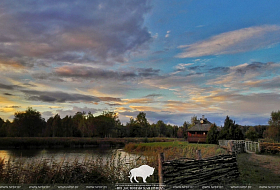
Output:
[[1, 0, 280, 126]]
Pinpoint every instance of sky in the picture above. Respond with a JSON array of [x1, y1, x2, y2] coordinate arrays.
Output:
[[1, 0, 280, 126]]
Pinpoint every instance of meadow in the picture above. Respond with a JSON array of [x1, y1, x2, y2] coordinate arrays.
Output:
[[124, 141, 228, 161]]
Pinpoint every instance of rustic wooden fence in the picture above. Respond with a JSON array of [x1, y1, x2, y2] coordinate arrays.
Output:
[[219, 140, 260, 154], [158, 151, 239, 186]]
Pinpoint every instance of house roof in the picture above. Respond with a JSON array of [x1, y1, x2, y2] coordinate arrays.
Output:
[[188, 123, 212, 132]]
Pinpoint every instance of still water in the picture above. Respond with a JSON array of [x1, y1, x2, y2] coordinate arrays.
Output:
[[0, 147, 141, 164]]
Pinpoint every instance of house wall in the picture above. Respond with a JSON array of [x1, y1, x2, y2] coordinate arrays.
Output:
[[187, 132, 207, 143]]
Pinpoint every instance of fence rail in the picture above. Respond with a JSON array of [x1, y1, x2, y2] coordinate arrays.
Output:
[[158, 153, 239, 186], [218, 140, 260, 154]]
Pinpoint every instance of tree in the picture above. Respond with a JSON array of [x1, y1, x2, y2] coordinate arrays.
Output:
[[73, 112, 87, 137], [150, 123, 159, 137], [13, 107, 46, 137], [206, 123, 219, 144], [94, 114, 115, 138], [177, 127, 184, 138], [263, 110, 280, 141], [127, 117, 142, 137], [182, 121, 190, 139], [0, 117, 4, 128], [52, 114, 61, 137], [0, 117, 6, 137], [190, 115, 198, 128], [3, 120, 13, 137], [245, 127, 258, 141], [218, 116, 244, 140], [157, 120, 166, 137], [61, 115, 74, 137], [136, 112, 149, 137]]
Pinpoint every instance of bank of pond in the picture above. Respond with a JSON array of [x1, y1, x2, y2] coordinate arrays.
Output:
[[0, 137, 181, 149]]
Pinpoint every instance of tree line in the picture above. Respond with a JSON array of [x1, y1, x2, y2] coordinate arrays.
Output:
[[0, 107, 278, 143], [0, 107, 188, 138], [206, 111, 280, 144]]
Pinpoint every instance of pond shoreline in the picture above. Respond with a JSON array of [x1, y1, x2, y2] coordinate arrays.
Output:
[[0, 137, 181, 149]]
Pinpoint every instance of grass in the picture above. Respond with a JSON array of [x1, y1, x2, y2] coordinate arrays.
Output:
[[124, 141, 228, 161], [235, 153, 280, 185]]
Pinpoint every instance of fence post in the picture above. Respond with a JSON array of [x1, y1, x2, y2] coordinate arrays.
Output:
[[229, 141, 233, 154], [158, 153, 164, 185], [196, 150, 202, 160]]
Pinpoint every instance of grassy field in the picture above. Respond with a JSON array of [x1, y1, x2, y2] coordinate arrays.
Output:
[[124, 141, 228, 161], [235, 153, 280, 185]]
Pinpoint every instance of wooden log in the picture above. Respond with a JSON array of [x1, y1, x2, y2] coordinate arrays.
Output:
[[164, 167, 239, 185]]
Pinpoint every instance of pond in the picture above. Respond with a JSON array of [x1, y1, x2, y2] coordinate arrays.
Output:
[[0, 147, 142, 164]]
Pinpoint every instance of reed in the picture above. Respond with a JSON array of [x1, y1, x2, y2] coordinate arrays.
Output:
[[0, 150, 153, 184]]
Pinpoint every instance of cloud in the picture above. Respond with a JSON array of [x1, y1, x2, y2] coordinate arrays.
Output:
[[0, 0, 152, 66], [0, 83, 15, 90], [137, 68, 160, 77], [54, 66, 137, 80], [174, 63, 194, 72], [3, 93, 13, 96], [208, 66, 230, 73], [4, 106, 21, 109], [42, 106, 101, 119], [51, 66, 160, 81], [21, 90, 101, 103], [176, 25, 280, 58], [208, 62, 280, 88], [123, 98, 155, 104], [20, 89, 122, 104], [165, 30, 170, 38], [144, 93, 163, 98]]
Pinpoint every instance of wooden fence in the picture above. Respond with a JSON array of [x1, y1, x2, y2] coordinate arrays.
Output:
[[158, 152, 239, 186], [218, 140, 260, 154]]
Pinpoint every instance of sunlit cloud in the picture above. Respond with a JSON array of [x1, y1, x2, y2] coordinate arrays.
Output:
[[177, 25, 280, 58], [129, 106, 161, 112]]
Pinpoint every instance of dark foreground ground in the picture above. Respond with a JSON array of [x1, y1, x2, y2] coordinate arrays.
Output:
[[236, 153, 280, 184]]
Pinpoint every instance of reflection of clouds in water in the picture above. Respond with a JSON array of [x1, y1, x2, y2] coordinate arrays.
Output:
[[0, 148, 143, 166]]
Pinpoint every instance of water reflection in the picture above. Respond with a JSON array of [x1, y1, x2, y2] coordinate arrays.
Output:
[[0, 148, 141, 164]]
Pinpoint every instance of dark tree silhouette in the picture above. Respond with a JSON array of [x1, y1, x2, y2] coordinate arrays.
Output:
[[13, 107, 46, 137]]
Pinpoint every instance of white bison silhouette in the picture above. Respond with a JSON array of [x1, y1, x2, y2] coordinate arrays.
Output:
[[129, 165, 155, 183]]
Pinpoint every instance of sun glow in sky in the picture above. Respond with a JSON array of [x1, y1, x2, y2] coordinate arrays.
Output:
[[1, 0, 280, 126]]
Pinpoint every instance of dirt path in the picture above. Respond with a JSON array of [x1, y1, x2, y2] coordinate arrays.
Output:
[[249, 153, 280, 175]]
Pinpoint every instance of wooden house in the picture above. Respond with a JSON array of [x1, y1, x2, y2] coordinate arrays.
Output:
[[187, 115, 212, 143]]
